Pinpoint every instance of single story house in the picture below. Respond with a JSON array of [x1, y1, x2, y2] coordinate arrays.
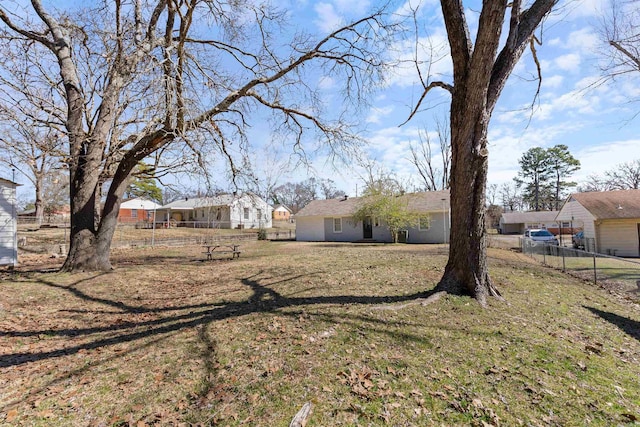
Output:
[[18, 205, 71, 224], [272, 204, 292, 222], [498, 211, 565, 235], [556, 189, 640, 257], [118, 197, 162, 224], [0, 177, 20, 267], [295, 190, 450, 244], [156, 193, 273, 229]]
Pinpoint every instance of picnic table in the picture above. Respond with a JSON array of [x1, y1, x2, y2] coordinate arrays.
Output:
[[202, 243, 241, 260]]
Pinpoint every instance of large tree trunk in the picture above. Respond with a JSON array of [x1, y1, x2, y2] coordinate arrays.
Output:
[[61, 159, 113, 271], [61, 133, 168, 272], [428, 0, 557, 304], [435, 87, 501, 306]]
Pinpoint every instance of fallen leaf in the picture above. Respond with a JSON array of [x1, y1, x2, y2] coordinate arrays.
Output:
[[6, 409, 18, 422]]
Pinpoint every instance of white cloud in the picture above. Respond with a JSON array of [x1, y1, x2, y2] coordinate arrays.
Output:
[[385, 33, 452, 89], [333, 0, 370, 15], [555, 53, 582, 73], [318, 76, 336, 90], [573, 139, 640, 182], [366, 106, 395, 124], [564, 28, 600, 53], [544, 75, 565, 89], [314, 3, 343, 33]]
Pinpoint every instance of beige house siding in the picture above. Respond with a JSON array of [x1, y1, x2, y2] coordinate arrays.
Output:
[[556, 198, 597, 239], [596, 219, 640, 257]]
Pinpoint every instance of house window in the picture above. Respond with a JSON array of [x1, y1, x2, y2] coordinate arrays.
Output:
[[561, 222, 570, 228], [244, 207, 249, 220], [374, 217, 381, 227], [131, 209, 138, 218], [333, 218, 342, 233], [418, 217, 430, 230], [257, 209, 262, 220]]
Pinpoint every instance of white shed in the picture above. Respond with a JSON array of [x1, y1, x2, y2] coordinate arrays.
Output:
[[0, 178, 20, 267]]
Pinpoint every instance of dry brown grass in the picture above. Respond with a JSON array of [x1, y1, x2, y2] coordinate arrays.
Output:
[[1, 242, 639, 426]]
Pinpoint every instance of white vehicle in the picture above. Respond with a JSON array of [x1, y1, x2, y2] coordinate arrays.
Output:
[[524, 229, 559, 245]]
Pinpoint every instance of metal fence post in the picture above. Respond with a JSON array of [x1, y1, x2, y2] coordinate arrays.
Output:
[[561, 246, 566, 272], [593, 253, 597, 286]]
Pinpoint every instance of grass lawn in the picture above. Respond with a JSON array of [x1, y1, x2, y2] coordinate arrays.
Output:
[[1, 242, 639, 426]]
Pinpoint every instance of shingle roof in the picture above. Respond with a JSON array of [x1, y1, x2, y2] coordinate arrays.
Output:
[[160, 195, 237, 210], [0, 177, 20, 186], [569, 189, 640, 219], [273, 204, 292, 212], [295, 190, 450, 217], [500, 211, 559, 224]]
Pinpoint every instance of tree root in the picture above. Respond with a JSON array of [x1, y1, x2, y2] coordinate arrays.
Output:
[[372, 291, 446, 311]]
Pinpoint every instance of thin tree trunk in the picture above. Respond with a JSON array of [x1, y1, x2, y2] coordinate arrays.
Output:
[[34, 183, 44, 226]]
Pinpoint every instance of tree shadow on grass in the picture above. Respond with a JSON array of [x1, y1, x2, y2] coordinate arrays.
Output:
[[0, 270, 439, 368], [584, 306, 640, 342]]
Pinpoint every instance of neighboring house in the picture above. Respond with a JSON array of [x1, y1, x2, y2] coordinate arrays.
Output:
[[295, 190, 450, 244], [556, 189, 640, 257], [118, 197, 162, 224], [0, 178, 20, 267], [498, 211, 565, 235], [272, 204, 292, 222], [156, 193, 273, 229], [18, 205, 71, 224]]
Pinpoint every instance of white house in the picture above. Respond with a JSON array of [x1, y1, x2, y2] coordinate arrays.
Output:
[[157, 193, 273, 229], [556, 189, 640, 257], [0, 177, 20, 267], [498, 211, 564, 235], [295, 190, 450, 244]]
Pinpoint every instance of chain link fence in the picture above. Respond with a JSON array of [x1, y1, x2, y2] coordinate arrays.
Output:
[[521, 238, 640, 294]]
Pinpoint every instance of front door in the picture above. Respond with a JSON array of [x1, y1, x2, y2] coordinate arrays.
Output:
[[363, 217, 373, 239]]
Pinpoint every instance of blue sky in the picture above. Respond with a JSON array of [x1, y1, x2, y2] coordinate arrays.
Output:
[[5, 0, 639, 202], [261, 0, 639, 196]]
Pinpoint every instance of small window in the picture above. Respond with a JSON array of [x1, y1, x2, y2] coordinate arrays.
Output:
[[131, 209, 138, 218], [418, 217, 430, 230], [244, 207, 249, 220], [374, 217, 381, 227], [257, 209, 262, 219], [561, 222, 570, 228], [333, 218, 342, 233]]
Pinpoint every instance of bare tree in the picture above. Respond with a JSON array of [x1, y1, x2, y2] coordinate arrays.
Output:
[[408, 117, 451, 191], [605, 159, 640, 189], [0, 99, 66, 225], [578, 159, 640, 191], [486, 183, 498, 206], [0, 0, 396, 271], [499, 182, 523, 212], [577, 174, 612, 192], [600, 1, 640, 79], [406, 0, 558, 305]]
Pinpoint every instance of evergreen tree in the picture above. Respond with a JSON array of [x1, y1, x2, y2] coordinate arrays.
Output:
[[547, 145, 580, 209], [515, 147, 553, 211]]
